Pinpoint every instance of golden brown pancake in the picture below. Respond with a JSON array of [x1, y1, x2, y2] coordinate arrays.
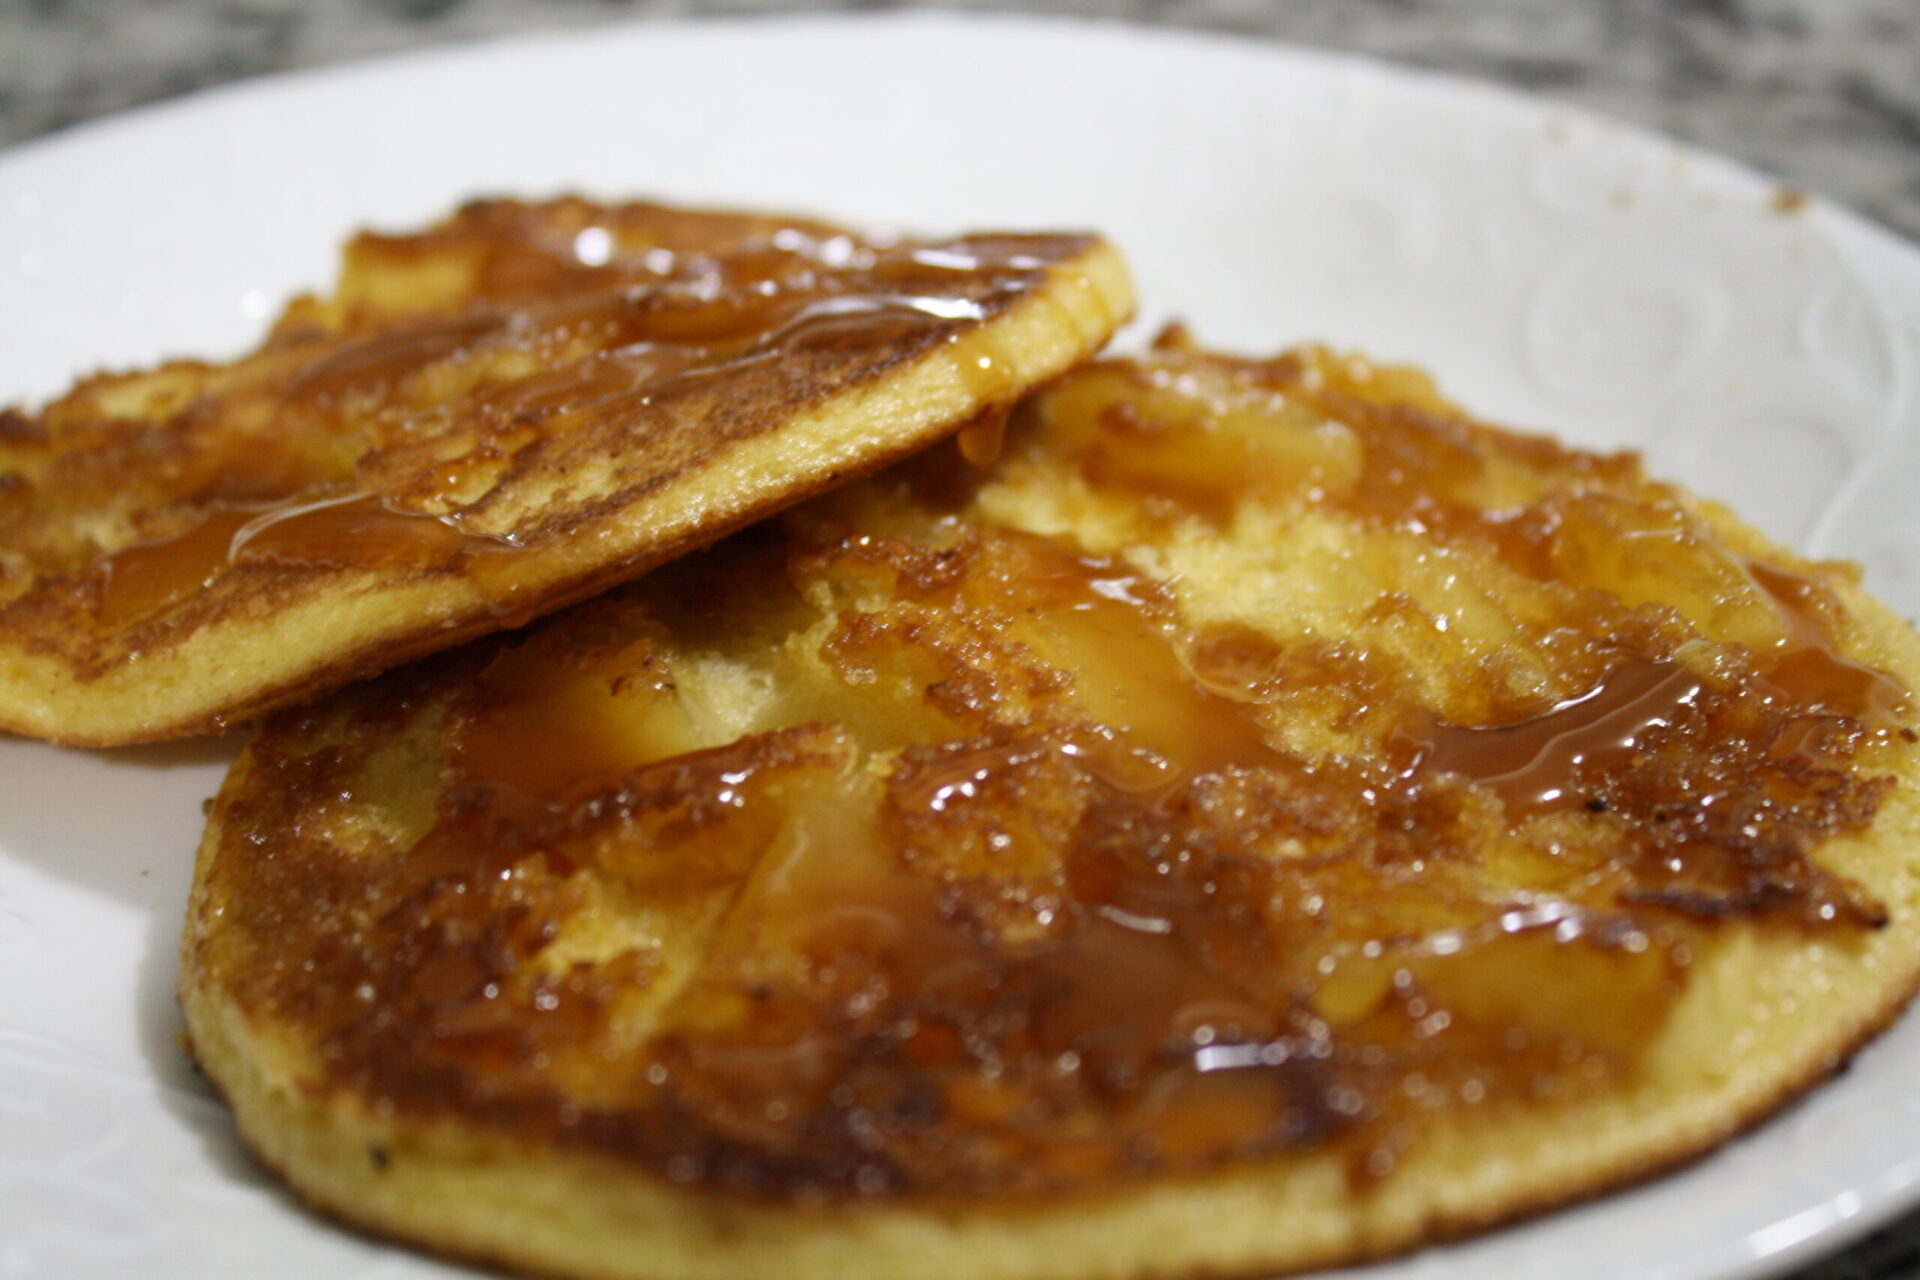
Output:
[[0, 197, 1131, 745], [181, 340, 1920, 1280]]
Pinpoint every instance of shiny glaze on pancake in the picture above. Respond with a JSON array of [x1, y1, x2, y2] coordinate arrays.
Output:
[[0, 198, 1128, 741], [190, 342, 1914, 1203]]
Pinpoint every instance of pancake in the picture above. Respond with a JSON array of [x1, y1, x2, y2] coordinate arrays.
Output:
[[180, 339, 1920, 1280], [0, 196, 1131, 745]]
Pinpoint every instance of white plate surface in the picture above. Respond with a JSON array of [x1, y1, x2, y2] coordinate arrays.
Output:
[[4, 14, 1920, 1280]]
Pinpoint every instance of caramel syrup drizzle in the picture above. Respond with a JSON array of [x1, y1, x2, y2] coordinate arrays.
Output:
[[70, 223, 1074, 630], [221, 349, 1915, 1202]]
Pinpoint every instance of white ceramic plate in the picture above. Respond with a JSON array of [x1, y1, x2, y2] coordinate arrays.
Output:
[[4, 15, 1920, 1280]]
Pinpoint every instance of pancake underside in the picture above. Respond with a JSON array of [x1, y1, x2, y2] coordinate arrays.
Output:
[[181, 346, 1920, 1280]]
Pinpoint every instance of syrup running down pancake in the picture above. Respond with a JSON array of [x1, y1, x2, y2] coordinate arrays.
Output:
[[181, 340, 1920, 1280], [0, 197, 1131, 744]]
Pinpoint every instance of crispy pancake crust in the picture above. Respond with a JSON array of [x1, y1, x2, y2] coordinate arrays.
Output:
[[182, 344, 1920, 1280], [0, 198, 1131, 745]]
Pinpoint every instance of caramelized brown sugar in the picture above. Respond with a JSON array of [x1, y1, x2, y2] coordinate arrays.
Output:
[[192, 343, 1914, 1205], [0, 197, 1129, 743]]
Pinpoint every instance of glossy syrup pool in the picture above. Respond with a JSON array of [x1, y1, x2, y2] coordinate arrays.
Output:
[[218, 344, 1915, 1202]]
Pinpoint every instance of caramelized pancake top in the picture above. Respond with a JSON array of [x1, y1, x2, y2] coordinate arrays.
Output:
[[189, 343, 1916, 1204], [0, 197, 1130, 743]]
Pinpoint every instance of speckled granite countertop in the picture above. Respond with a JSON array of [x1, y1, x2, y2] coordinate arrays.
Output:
[[3, 3, 1919, 1279], [6, 0, 1920, 242]]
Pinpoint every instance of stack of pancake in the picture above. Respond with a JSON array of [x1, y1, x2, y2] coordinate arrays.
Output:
[[3, 197, 1917, 1280]]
